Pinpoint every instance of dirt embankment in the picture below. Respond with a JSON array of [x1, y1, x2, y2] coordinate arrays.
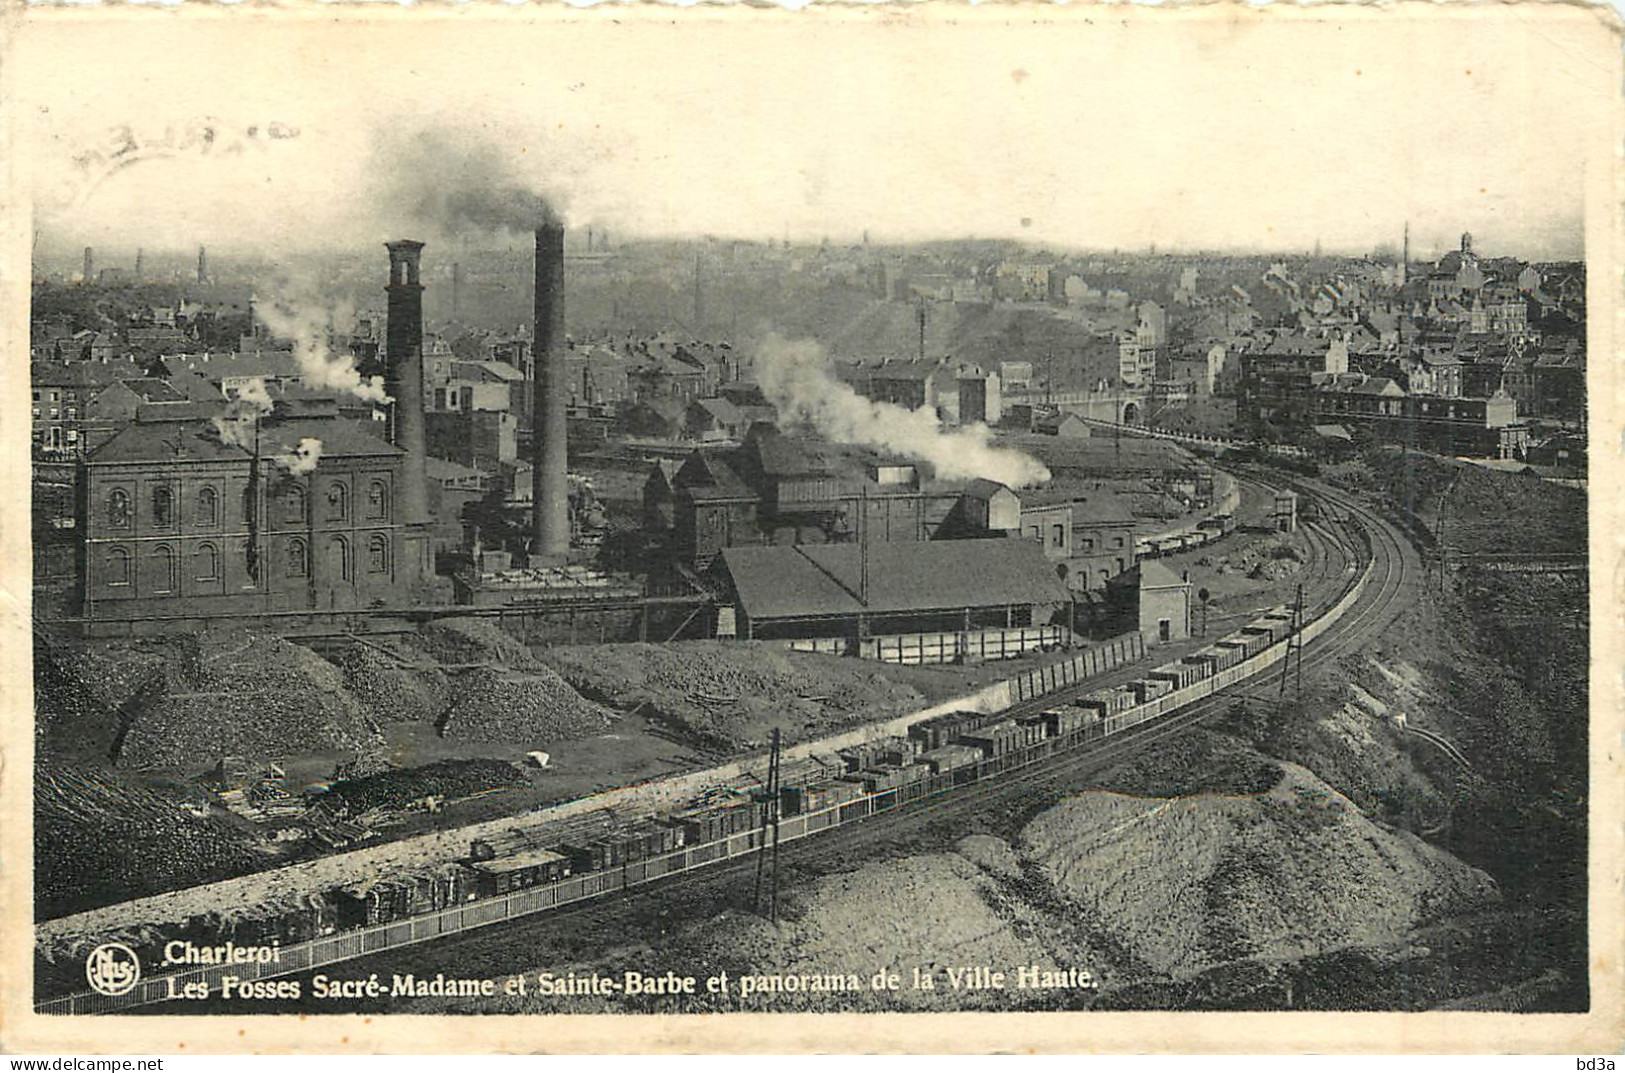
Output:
[[1022, 762, 1497, 981], [1323, 449, 1586, 555], [540, 641, 926, 752]]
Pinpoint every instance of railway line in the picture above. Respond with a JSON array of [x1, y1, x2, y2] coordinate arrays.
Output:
[[106, 472, 1420, 1016]]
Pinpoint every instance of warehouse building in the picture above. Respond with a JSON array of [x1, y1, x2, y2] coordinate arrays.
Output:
[[714, 538, 1071, 642]]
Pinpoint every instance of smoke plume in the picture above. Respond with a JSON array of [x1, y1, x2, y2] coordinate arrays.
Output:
[[753, 334, 1051, 489], [275, 437, 324, 477], [255, 286, 391, 404], [373, 127, 564, 237], [210, 380, 274, 449]]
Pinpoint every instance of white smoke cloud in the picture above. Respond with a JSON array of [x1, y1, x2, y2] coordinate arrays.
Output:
[[753, 334, 1051, 489], [254, 284, 391, 404], [276, 437, 324, 477], [210, 381, 274, 449]]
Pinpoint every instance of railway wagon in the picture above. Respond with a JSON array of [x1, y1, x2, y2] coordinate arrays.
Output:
[[839, 736, 919, 772], [1149, 660, 1204, 690], [466, 847, 570, 898], [675, 802, 758, 847], [842, 766, 910, 793], [1241, 619, 1281, 644], [957, 719, 1025, 758], [1187, 644, 1242, 672], [1015, 715, 1050, 745], [919, 744, 981, 775], [1076, 687, 1136, 717], [908, 710, 1004, 751], [1040, 705, 1079, 738], [1178, 648, 1225, 676], [1215, 635, 1261, 660], [1128, 677, 1173, 703]]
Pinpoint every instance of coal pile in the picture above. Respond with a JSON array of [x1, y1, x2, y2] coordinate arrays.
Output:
[[34, 635, 171, 761], [337, 642, 452, 725], [315, 759, 530, 818], [116, 628, 385, 771], [35, 764, 266, 921], [414, 618, 539, 668], [542, 641, 925, 750], [437, 666, 617, 744]]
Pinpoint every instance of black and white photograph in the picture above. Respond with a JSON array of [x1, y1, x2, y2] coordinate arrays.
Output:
[[5, 4, 1620, 1053]]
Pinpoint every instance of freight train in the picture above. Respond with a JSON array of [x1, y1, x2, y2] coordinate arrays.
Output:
[[43, 606, 1301, 1014], [1134, 513, 1236, 559]]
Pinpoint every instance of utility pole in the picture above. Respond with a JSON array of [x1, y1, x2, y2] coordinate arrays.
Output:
[[916, 299, 927, 362], [752, 727, 783, 922], [1278, 582, 1306, 699]]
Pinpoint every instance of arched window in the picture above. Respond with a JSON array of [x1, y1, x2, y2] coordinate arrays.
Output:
[[106, 546, 131, 586], [327, 535, 351, 581], [152, 485, 174, 527], [284, 485, 306, 524], [195, 542, 219, 581], [366, 480, 389, 521], [286, 537, 308, 578], [196, 486, 219, 527], [152, 545, 177, 593], [107, 489, 131, 530], [367, 533, 390, 574], [326, 482, 349, 521], [242, 485, 256, 525]]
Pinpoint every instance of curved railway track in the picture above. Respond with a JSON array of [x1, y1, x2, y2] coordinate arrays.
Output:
[[161, 473, 1422, 1016]]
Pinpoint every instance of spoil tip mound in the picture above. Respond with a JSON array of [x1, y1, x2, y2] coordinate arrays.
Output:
[[414, 617, 539, 668], [115, 628, 384, 771], [541, 641, 925, 751], [437, 666, 616, 744], [1022, 762, 1498, 979], [35, 764, 265, 921], [337, 641, 452, 725]]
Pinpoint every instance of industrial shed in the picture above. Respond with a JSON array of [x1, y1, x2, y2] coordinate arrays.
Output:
[[715, 537, 1072, 641]]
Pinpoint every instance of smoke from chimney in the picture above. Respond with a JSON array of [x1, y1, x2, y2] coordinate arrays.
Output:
[[254, 287, 390, 403], [753, 334, 1051, 489], [275, 437, 324, 476], [211, 380, 275, 449]]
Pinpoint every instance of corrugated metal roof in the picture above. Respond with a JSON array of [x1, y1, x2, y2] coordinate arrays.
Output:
[[721, 538, 1069, 620]]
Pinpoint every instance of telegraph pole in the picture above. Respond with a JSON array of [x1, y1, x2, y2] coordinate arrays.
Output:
[[753, 727, 783, 922], [1278, 582, 1306, 699]]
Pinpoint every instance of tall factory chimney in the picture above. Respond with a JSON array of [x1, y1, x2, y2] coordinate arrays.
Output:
[[451, 262, 463, 321], [532, 215, 570, 565], [197, 246, 208, 285], [134, 248, 144, 282], [385, 241, 431, 526], [82, 247, 94, 285]]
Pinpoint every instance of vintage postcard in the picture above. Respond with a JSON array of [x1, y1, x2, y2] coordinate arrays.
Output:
[[2, 2, 1621, 1054]]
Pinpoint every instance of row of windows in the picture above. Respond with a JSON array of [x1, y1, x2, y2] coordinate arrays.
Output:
[[105, 481, 391, 530], [102, 534, 393, 589]]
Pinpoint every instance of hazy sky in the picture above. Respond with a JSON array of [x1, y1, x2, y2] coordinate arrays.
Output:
[[15, 7, 1614, 264]]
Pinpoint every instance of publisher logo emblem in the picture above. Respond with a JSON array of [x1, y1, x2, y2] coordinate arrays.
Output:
[[86, 943, 140, 996]]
